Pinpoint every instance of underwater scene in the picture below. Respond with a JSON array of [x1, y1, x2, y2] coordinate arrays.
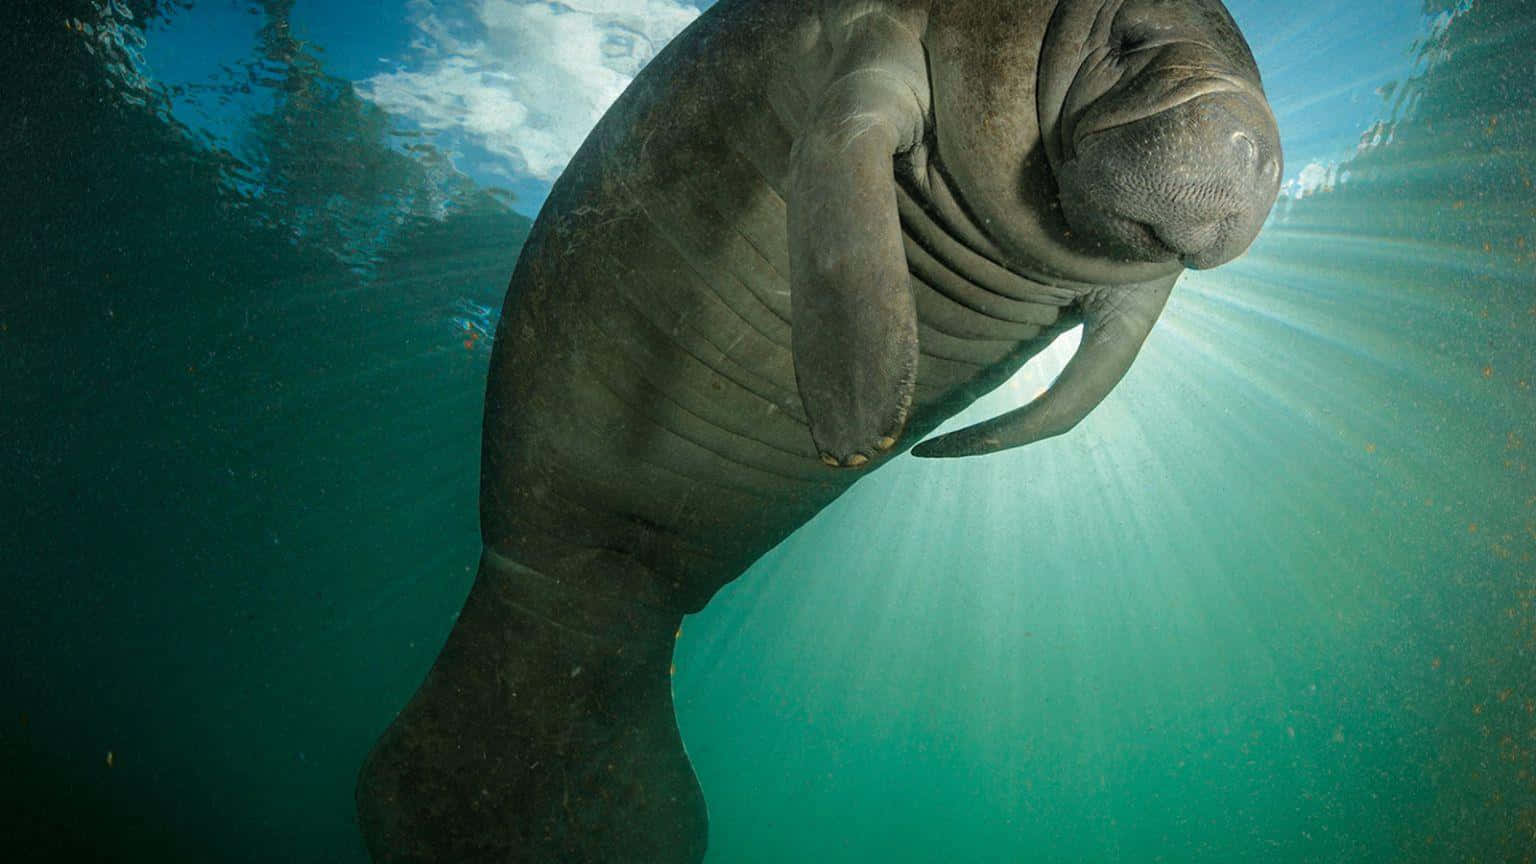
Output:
[[2, 0, 1534, 861]]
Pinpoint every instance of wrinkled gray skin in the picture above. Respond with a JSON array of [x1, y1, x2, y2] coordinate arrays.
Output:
[[357, 0, 1281, 861]]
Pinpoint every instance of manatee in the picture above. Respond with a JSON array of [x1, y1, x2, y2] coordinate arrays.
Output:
[[356, 0, 1282, 860]]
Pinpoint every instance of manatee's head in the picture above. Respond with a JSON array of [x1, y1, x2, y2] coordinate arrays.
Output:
[[1037, 0, 1282, 269]]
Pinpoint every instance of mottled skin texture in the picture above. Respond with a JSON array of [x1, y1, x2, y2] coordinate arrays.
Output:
[[356, 0, 1280, 861]]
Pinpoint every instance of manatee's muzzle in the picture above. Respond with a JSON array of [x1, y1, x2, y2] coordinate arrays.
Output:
[[1055, 88, 1282, 269]]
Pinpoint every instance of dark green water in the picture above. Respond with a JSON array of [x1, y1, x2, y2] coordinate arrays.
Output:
[[2, 1, 1533, 862]]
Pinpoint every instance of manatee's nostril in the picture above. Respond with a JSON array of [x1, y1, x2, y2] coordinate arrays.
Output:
[[1260, 156, 1279, 183], [1230, 131, 1256, 164]]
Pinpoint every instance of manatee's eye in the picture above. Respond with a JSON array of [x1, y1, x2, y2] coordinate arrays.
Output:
[[1116, 34, 1148, 54], [1108, 29, 1156, 62]]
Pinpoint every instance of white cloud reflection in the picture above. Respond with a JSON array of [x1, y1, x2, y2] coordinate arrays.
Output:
[[1284, 160, 1339, 198], [357, 0, 701, 181]]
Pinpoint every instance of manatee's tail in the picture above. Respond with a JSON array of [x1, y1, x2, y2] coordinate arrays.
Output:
[[356, 550, 706, 864]]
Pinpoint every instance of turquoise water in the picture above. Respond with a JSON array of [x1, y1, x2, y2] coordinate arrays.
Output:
[[3, 1, 1533, 862]]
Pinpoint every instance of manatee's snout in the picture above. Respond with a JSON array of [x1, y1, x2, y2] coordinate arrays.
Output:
[[1056, 90, 1281, 269]]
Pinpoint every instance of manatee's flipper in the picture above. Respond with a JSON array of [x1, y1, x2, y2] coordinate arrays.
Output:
[[787, 13, 930, 469], [912, 275, 1176, 458], [356, 550, 704, 864]]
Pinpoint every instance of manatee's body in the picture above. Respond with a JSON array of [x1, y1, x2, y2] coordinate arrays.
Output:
[[358, 1, 1281, 861]]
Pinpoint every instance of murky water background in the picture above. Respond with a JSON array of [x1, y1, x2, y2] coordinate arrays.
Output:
[[3, 1, 1533, 861]]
